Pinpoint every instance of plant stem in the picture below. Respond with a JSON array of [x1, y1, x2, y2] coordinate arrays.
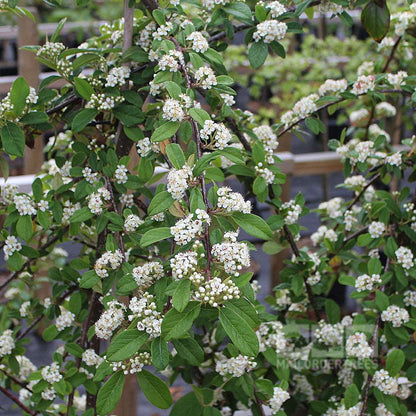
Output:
[[0, 384, 37, 416]]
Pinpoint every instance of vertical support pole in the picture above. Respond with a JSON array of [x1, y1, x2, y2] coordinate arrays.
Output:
[[18, 8, 43, 175], [114, 373, 138, 416]]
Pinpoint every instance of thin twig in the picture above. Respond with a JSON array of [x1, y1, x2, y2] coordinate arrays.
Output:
[[0, 384, 37, 416], [346, 173, 381, 212], [382, 36, 402, 73]]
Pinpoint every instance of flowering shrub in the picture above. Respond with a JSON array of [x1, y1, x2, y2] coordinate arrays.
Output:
[[0, 0, 416, 415]]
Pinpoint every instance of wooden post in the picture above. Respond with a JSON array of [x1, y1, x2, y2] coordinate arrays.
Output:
[[18, 8, 43, 175], [113, 373, 137, 416]]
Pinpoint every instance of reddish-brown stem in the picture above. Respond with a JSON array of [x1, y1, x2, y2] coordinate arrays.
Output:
[[0, 384, 37, 416]]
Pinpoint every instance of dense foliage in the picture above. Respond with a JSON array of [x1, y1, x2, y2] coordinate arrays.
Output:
[[0, 0, 416, 415]]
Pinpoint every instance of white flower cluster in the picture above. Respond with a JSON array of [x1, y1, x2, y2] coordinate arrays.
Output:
[[170, 209, 210, 245], [87, 93, 124, 110], [253, 20, 287, 43], [16, 356, 37, 380], [376, 102, 396, 118], [88, 187, 111, 215], [82, 167, 99, 184], [41, 387, 56, 401], [0, 183, 18, 205], [314, 318, 351, 346], [350, 108, 370, 127], [253, 125, 279, 154], [395, 246, 414, 269], [94, 250, 123, 278], [221, 93, 235, 106], [170, 250, 198, 280], [120, 193, 134, 208], [137, 137, 159, 157], [200, 120, 232, 149], [158, 50, 183, 72], [255, 163, 275, 184], [132, 262, 164, 292], [217, 187, 251, 213], [311, 225, 338, 246], [282, 200, 302, 225], [368, 221, 386, 238], [351, 75, 375, 95], [346, 332, 372, 359], [375, 404, 395, 416], [3, 235, 22, 260], [41, 362, 62, 384], [19, 301, 30, 317], [14, 194, 36, 216], [355, 273, 381, 292], [187, 31, 209, 53], [267, 1, 286, 18], [381, 305, 409, 327], [257, 321, 286, 353], [112, 352, 152, 374], [372, 370, 398, 395], [106, 66, 130, 87], [195, 66, 217, 89], [115, 164, 128, 184], [385, 152, 402, 167], [269, 387, 290, 413], [56, 306, 75, 331], [162, 98, 185, 122], [167, 165, 194, 200], [153, 22, 173, 41], [387, 71, 407, 89], [0, 329, 14, 357], [318, 79, 347, 96], [82, 349, 104, 367], [37, 41, 65, 59], [95, 300, 125, 339], [318, 197, 343, 218], [404, 290, 416, 307], [324, 403, 362, 416], [194, 277, 240, 307], [317, 0, 344, 14], [202, 0, 227, 10], [215, 352, 256, 379], [124, 214, 143, 232], [26, 87, 38, 104], [212, 231, 250, 276], [63, 201, 81, 224], [344, 175, 366, 189], [293, 94, 318, 119], [128, 294, 162, 338]]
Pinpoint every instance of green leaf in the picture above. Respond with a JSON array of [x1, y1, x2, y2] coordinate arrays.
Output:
[[137, 369, 172, 409], [375, 290, 389, 312], [223, 2, 252, 23], [16, 215, 33, 241], [170, 392, 203, 416], [113, 104, 144, 126], [1, 122, 25, 157], [79, 270, 100, 289], [32, 178, 43, 201], [232, 212, 273, 240], [10, 76, 29, 116], [166, 143, 186, 169], [72, 108, 98, 133], [189, 108, 211, 126], [106, 330, 149, 362], [361, 0, 390, 42], [270, 41, 285, 58], [70, 206, 94, 223], [148, 191, 174, 216], [151, 121, 180, 142], [203, 407, 222, 416], [172, 279, 191, 312], [140, 227, 171, 247], [219, 304, 259, 356], [172, 337, 204, 365], [74, 77, 94, 100], [42, 325, 59, 341], [248, 42, 268, 69], [50, 17, 67, 42], [386, 349, 405, 376], [344, 384, 360, 409], [151, 337, 169, 370], [162, 302, 201, 340], [325, 299, 341, 324], [225, 298, 259, 328], [96, 372, 125, 415]]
